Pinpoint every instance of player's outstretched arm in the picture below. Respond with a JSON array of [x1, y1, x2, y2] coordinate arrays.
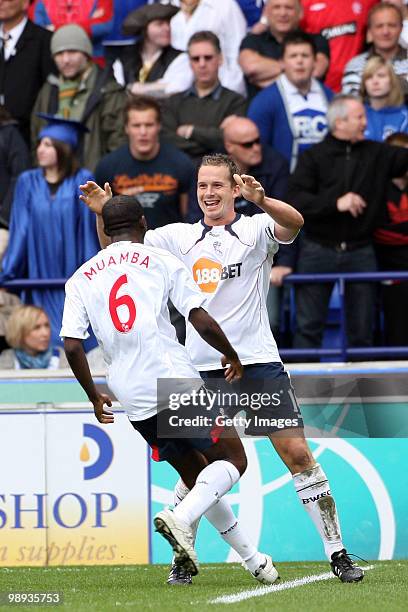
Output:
[[188, 308, 243, 383], [64, 337, 114, 424], [234, 173, 304, 242], [79, 181, 113, 249]]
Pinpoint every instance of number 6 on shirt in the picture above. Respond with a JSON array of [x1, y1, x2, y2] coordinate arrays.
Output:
[[109, 274, 136, 333]]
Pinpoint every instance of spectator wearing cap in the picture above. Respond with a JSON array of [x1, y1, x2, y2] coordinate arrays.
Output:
[[0, 114, 99, 346], [0, 0, 55, 144], [102, 1, 148, 63], [113, 3, 192, 98], [31, 0, 113, 67], [31, 24, 126, 171], [161, 31, 247, 162]]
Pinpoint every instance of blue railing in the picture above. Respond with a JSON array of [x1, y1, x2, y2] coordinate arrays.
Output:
[[280, 271, 408, 361], [4, 272, 408, 362]]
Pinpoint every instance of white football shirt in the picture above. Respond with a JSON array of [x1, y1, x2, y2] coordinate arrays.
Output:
[[145, 213, 294, 370], [60, 241, 206, 420]]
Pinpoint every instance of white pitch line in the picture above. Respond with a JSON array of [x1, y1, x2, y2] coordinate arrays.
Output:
[[208, 565, 374, 605]]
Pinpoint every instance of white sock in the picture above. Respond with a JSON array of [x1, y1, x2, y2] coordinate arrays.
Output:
[[174, 478, 199, 544], [293, 463, 344, 559], [205, 500, 265, 572], [174, 477, 264, 572], [173, 460, 240, 526]]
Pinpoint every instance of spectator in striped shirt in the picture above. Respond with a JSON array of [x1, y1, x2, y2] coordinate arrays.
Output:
[[342, 2, 408, 100]]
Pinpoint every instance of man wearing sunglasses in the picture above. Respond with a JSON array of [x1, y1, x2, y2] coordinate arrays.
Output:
[[223, 116, 292, 339], [223, 116, 289, 216], [161, 30, 246, 162]]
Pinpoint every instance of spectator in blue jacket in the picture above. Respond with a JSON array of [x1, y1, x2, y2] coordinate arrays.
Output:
[[248, 30, 333, 171], [0, 115, 99, 346], [360, 56, 408, 142]]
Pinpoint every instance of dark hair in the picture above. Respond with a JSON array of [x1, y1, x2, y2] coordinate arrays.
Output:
[[124, 95, 162, 124], [102, 195, 145, 236], [282, 30, 317, 56], [368, 2, 403, 28], [199, 154, 241, 185], [386, 132, 408, 147], [188, 30, 221, 54], [52, 139, 80, 180]]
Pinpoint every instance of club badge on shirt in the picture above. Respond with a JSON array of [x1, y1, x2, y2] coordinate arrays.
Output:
[[213, 241, 223, 255]]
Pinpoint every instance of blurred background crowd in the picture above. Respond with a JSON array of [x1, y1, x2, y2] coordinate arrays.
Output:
[[1, 0, 408, 368]]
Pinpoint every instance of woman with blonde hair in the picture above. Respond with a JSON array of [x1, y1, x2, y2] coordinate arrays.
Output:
[[0, 305, 68, 369], [360, 56, 408, 141]]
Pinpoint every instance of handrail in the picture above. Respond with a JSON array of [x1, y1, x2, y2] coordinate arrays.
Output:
[[283, 271, 408, 283], [3, 279, 66, 288], [4, 272, 408, 362], [281, 271, 408, 361]]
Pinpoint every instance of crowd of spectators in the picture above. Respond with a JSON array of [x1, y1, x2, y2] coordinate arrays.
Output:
[[1, 0, 408, 366]]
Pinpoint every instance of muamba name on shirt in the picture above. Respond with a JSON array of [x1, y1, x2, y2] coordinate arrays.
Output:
[[82, 250, 150, 281]]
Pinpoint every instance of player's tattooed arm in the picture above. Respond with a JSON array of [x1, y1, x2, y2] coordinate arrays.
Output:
[[79, 181, 112, 249], [188, 308, 243, 383], [64, 337, 114, 424], [234, 173, 304, 242]]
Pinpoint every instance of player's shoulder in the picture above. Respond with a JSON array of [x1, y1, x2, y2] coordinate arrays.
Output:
[[234, 212, 270, 228], [232, 212, 274, 243], [141, 242, 181, 261], [147, 222, 189, 237], [147, 221, 202, 249], [140, 242, 191, 277]]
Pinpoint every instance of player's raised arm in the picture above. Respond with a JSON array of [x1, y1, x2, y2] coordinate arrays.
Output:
[[234, 173, 304, 242], [79, 180, 113, 249], [64, 337, 114, 424], [188, 308, 243, 383]]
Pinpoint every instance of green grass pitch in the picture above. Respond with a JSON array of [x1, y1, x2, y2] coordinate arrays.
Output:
[[0, 561, 406, 611]]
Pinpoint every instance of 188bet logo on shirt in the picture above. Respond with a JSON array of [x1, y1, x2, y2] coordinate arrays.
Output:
[[192, 258, 242, 293]]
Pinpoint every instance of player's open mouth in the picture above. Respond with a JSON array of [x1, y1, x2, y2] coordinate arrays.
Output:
[[204, 200, 220, 209]]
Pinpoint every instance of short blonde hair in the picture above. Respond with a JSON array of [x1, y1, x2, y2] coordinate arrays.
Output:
[[360, 56, 404, 106], [5, 305, 48, 350]]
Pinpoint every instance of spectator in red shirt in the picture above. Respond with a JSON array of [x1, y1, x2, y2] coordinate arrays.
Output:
[[300, 0, 378, 92]]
